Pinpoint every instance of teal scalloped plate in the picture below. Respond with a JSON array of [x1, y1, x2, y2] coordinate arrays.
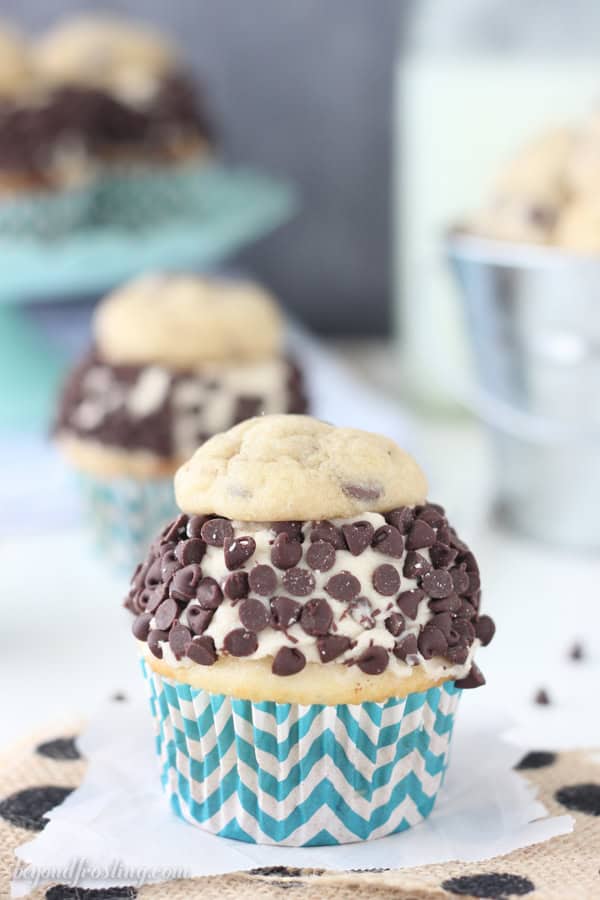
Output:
[[0, 163, 296, 304]]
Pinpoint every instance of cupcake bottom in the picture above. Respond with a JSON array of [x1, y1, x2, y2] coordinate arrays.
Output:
[[142, 658, 461, 846], [78, 472, 177, 570]]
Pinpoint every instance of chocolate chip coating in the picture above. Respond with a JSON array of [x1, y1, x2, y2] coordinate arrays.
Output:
[[357, 645, 388, 675], [154, 597, 178, 630], [201, 517, 234, 547], [187, 635, 217, 665], [317, 634, 351, 662], [270, 596, 301, 630], [195, 577, 223, 610], [249, 564, 278, 596], [305, 541, 336, 572], [372, 524, 404, 558], [372, 564, 400, 596], [282, 567, 316, 597], [224, 535, 256, 570], [239, 598, 270, 632], [342, 521, 374, 556], [224, 571, 249, 600], [300, 598, 333, 636], [271, 533, 303, 570]]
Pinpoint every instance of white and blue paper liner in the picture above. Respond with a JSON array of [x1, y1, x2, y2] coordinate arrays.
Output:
[[78, 473, 178, 571], [141, 658, 461, 846]]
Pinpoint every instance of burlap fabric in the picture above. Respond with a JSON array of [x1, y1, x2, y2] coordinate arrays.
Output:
[[0, 720, 598, 900]]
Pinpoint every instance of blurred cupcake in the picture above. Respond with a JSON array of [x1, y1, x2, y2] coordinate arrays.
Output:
[[126, 415, 495, 845], [0, 24, 93, 236], [54, 274, 307, 568], [35, 16, 212, 169]]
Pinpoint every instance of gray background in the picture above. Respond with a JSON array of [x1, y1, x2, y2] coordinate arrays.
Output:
[[2, 0, 408, 335]]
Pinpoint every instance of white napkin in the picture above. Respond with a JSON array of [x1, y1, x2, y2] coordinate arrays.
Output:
[[12, 696, 572, 896]]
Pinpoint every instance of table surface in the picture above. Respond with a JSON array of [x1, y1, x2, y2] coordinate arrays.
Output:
[[2, 340, 599, 748]]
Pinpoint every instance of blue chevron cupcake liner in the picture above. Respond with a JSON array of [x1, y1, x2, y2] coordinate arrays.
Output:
[[78, 474, 178, 571], [141, 658, 461, 846]]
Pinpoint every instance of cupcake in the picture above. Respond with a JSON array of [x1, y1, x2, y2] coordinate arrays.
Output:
[[0, 25, 93, 236], [35, 16, 212, 169], [54, 274, 307, 568], [125, 415, 495, 845]]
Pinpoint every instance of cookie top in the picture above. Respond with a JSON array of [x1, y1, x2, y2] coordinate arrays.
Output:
[[94, 273, 283, 368], [175, 415, 428, 521], [34, 15, 177, 102]]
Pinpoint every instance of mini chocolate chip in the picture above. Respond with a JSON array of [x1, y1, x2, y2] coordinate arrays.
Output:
[[46, 887, 137, 899], [224, 535, 256, 570], [455, 663, 486, 689], [417, 503, 446, 526], [201, 517, 234, 547], [154, 597, 178, 630], [144, 558, 162, 588], [393, 633, 418, 662], [271, 521, 304, 540], [234, 395, 263, 421], [397, 588, 424, 619], [385, 507, 414, 533], [450, 564, 470, 594], [300, 598, 333, 636], [429, 542, 458, 569], [306, 540, 336, 571], [372, 524, 404, 558], [457, 600, 477, 620], [406, 520, 436, 550], [515, 751, 557, 770], [418, 625, 448, 659], [270, 596, 302, 629], [464, 570, 481, 595], [325, 571, 361, 601], [224, 628, 258, 657], [476, 614, 495, 646], [147, 629, 168, 659], [271, 532, 303, 569], [342, 482, 382, 501], [36, 737, 80, 761], [372, 563, 400, 596], [534, 688, 551, 705], [357, 645, 388, 675], [161, 514, 188, 543], [186, 514, 209, 538], [342, 521, 374, 556], [569, 642, 584, 661], [186, 604, 214, 635], [451, 618, 476, 644], [430, 611, 453, 638], [446, 643, 469, 664], [403, 552, 432, 579], [460, 551, 479, 574], [272, 646, 306, 676], [420, 568, 454, 599], [449, 529, 469, 552], [442, 873, 534, 898], [187, 635, 217, 665], [317, 634, 351, 662], [281, 566, 315, 597], [132, 612, 152, 641], [160, 548, 181, 580], [0, 786, 73, 831], [429, 593, 462, 614], [175, 538, 206, 565], [169, 623, 192, 660], [249, 564, 278, 595], [310, 521, 345, 549], [170, 563, 203, 601], [385, 613, 405, 637], [224, 571, 249, 600], [239, 598, 270, 632], [195, 576, 223, 609], [555, 783, 600, 815]]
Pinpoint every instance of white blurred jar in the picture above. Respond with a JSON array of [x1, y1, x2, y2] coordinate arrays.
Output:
[[394, 0, 600, 412]]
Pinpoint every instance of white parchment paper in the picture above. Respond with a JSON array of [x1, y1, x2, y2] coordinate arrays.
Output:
[[12, 697, 572, 896]]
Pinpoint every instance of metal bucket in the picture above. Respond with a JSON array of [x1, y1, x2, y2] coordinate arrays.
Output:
[[447, 233, 600, 550]]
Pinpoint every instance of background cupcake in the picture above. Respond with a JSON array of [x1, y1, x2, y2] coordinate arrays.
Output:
[[126, 415, 495, 846], [54, 274, 307, 568], [0, 24, 93, 236]]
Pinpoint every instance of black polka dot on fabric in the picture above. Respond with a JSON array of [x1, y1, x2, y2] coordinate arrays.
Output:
[[442, 872, 535, 897], [0, 786, 73, 831], [248, 866, 322, 878], [36, 737, 81, 761], [46, 887, 137, 900], [515, 751, 557, 770], [555, 783, 600, 816]]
